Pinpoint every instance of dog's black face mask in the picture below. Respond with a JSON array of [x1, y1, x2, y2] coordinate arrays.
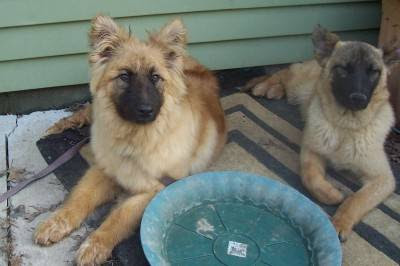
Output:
[[330, 45, 381, 111], [113, 69, 163, 123]]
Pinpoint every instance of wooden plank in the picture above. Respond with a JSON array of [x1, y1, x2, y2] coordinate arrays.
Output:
[[0, 0, 377, 28], [0, 3, 380, 62], [379, 0, 400, 126], [0, 30, 378, 93]]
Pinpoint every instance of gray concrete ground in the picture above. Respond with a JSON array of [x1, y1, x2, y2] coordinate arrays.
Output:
[[0, 115, 16, 266], [0, 111, 86, 266]]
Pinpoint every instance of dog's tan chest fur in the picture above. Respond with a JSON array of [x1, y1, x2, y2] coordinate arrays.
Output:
[[90, 99, 213, 193], [304, 95, 394, 173]]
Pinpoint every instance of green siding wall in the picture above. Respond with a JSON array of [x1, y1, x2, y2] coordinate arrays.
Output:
[[0, 0, 380, 93]]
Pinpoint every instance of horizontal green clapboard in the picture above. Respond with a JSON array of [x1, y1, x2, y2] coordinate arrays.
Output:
[[0, 0, 380, 93]]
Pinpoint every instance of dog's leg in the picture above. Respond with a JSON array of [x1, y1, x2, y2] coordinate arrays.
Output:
[[35, 166, 119, 245], [242, 69, 287, 99], [76, 190, 160, 266], [332, 169, 395, 241], [300, 147, 345, 205], [46, 103, 92, 135]]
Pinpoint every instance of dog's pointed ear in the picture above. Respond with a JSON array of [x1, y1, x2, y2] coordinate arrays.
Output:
[[312, 25, 340, 66], [149, 19, 187, 70], [89, 15, 128, 65]]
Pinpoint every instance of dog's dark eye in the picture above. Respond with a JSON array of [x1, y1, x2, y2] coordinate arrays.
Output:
[[367, 65, 380, 75], [151, 74, 162, 84], [334, 65, 348, 77], [367, 65, 381, 81], [119, 73, 130, 83]]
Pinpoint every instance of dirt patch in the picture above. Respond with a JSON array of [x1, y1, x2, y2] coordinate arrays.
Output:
[[7, 167, 34, 185], [10, 202, 61, 223]]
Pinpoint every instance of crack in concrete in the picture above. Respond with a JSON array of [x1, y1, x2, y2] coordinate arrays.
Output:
[[5, 134, 13, 265], [0, 134, 12, 265], [5, 116, 19, 179], [6, 116, 19, 138], [3, 117, 19, 266], [5, 135, 9, 173]]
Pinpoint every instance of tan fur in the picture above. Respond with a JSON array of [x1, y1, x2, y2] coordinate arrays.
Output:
[[35, 15, 226, 265], [245, 39, 395, 241]]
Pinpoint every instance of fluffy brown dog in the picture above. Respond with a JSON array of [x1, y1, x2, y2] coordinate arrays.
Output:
[[35, 15, 226, 265], [244, 26, 396, 241]]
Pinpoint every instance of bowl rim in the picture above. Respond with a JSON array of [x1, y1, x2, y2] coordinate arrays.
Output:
[[140, 171, 342, 266]]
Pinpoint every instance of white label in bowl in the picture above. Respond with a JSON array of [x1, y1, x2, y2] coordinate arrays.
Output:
[[227, 241, 248, 258]]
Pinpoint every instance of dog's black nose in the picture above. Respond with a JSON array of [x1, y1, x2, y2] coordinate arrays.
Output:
[[349, 93, 368, 109], [137, 104, 153, 116], [350, 93, 367, 102]]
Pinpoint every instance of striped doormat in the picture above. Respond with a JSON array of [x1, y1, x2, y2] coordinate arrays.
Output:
[[37, 67, 400, 266]]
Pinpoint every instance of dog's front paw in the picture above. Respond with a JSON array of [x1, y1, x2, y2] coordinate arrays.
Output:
[[332, 214, 354, 242], [77, 235, 112, 266], [34, 214, 75, 246], [253, 83, 285, 99]]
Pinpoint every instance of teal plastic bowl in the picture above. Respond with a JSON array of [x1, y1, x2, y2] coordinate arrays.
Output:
[[141, 171, 341, 266]]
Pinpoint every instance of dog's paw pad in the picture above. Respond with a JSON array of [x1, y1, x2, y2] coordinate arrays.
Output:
[[332, 216, 353, 242], [45, 125, 65, 136], [77, 236, 111, 266], [251, 83, 270, 97], [34, 215, 74, 246], [266, 84, 285, 99]]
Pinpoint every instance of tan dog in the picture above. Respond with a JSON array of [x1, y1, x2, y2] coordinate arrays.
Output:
[[35, 15, 227, 265], [244, 26, 396, 241]]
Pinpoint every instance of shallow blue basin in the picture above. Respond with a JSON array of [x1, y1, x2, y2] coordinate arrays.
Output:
[[141, 171, 341, 266]]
